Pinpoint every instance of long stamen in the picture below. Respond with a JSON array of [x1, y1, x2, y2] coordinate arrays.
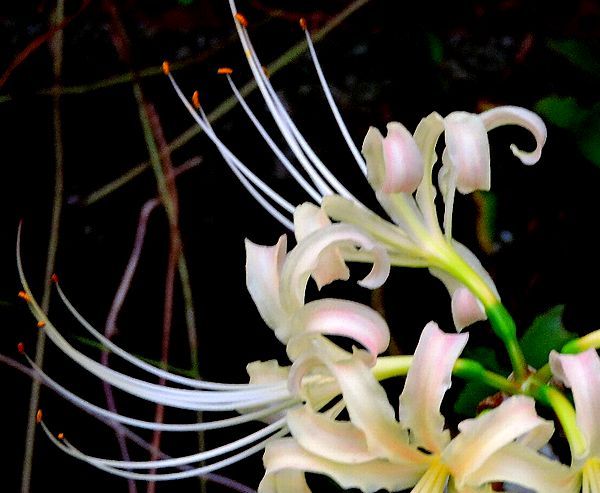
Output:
[[40, 420, 289, 481], [235, 17, 360, 203], [23, 350, 297, 432], [300, 18, 367, 175], [163, 64, 294, 230], [222, 71, 322, 203]]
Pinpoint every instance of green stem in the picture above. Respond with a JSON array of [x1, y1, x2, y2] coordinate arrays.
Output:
[[486, 302, 527, 381]]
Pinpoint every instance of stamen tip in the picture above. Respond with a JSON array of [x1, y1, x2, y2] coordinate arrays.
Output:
[[217, 67, 233, 75], [37, 320, 46, 329], [18, 290, 30, 302], [161, 61, 170, 75], [299, 18, 307, 30], [51, 273, 59, 284], [192, 90, 201, 109], [17, 342, 25, 354], [36, 409, 43, 424], [234, 12, 248, 27], [262, 66, 270, 78], [57, 432, 64, 440]]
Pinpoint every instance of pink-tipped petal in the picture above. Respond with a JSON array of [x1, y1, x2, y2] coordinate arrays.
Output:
[[443, 111, 491, 194], [260, 438, 427, 493], [294, 203, 349, 289], [480, 106, 547, 165], [363, 126, 386, 193], [245, 236, 288, 337], [280, 224, 390, 314], [398, 322, 468, 453], [451, 287, 486, 331], [286, 405, 375, 463], [465, 443, 579, 493], [550, 349, 600, 458], [290, 299, 390, 358], [443, 396, 554, 488], [381, 122, 424, 194]]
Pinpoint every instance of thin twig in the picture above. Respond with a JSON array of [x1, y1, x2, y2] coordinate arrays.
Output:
[[21, 2, 66, 491]]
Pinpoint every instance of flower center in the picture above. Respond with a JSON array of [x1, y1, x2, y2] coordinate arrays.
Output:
[[583, 457, 600, 493], [410, 456, 450, 493]]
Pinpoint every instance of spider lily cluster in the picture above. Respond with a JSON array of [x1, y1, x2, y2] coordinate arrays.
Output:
[[17, 1, 600, 492]]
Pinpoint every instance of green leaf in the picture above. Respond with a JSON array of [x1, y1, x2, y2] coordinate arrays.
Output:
[[534, 96, 588, 129], [577, 104, 600, 166], [427, 33, 444, 65], [519, 305, 576, 369], [548, 39, 600, 78]]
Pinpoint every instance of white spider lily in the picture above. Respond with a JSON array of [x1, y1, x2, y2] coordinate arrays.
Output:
[[259, 322, 576, 493], [550, 349, 600, 492], [16, 215, 391, 480], [163, 1, 546, 330]]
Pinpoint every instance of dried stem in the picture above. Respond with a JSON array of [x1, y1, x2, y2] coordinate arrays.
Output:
[[21, 2, 65, 491]]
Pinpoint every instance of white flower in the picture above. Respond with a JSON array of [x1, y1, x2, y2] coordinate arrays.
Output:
[[259, 322, 575, 493], [163, 0, 546, 330], [551, 349, 600, 492]]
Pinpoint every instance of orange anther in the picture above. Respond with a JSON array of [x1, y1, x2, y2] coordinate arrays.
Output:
[[299, 18, 307, 30], [161, 61, 170, 75], [36, 409, 43, 423], [51, 273, 59, 283], [17, 342, 25, 354], [217, 67, 233, 75], [262, 66, 270, 78], [235, 12, 248, 27], [192, 91, 201, 109], [57, 432, 64, 440], [18, 291, 30, 301], [37, 320, 46, 328]]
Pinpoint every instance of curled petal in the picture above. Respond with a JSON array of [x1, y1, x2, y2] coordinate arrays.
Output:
[[260, 438, 427, 493], [550, 349, 600, 458], [286, 405, 375, 463], [294, 203, 349, 289], [246, 360, 289, 386], [443, 396, 555, 489], [245, 236, 288, 334], [443, 111, 491, 194], [480, 105, 547, 165], [280, 223, 390, 314], [429, 241, 499, 331], [451, 287, 487, 330], [465, 443, 579, 493], [289, 299, 390, 359], [398, 322, 468, 454]]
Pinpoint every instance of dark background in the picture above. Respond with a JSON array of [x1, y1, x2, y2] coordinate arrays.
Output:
[[1, 0, 600, 491]]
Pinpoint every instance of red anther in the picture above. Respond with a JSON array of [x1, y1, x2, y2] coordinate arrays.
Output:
[[299, 18, 307, 30], [192, 91, 201, 109], [161, 61, 170, 75], [36, 409, 43, 423], [17, 342, 25, 354], [235, 12, 248, 27], [37, 320, 46, 328], [18, 291, 30, 301], [51, 273, 59, 283], [217, 67, 233, 75], [57, 432, 64, 440]]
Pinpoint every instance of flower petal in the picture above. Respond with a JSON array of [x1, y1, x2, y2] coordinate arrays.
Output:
[[293, 203, 349, 289], [280, 223, 390, 314], [381, 122, 424, 194], [245, 236, 288, 336], [398, 321, 468, 454], [289, 299, 390, 359], [451, 287, 487, 330], [465, 442, 579, 493], [479, 106, 547, 165], [443, 111, 491, 194], [260, 438, 427, 493], [443, 396, 555, 488], [550, 349, 600, 458], [258, 467, 312, 493], [286, 405, 375, 463]]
